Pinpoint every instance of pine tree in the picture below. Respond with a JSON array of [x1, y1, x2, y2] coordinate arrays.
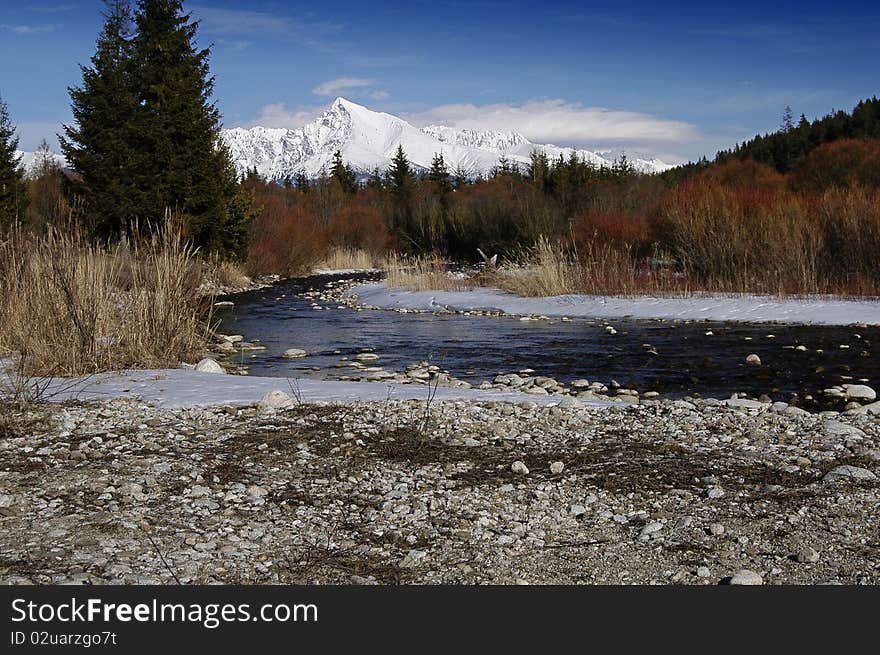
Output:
[[0, 96, 28, 231], [330, 149, 357, 194], [427, 153, 451, 192], [127, 0, 252, 258], [387, 145, 414, 197], [294, 171, 310, 193], [61, 0, 138, 238], [365, 167, 383, 190]]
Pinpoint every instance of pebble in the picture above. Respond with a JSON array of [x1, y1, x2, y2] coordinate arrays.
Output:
[[746, 354, 762, 367], [511, 461, 530, 475], [282, 348, 308, 359], [549, 461, 565, 474]]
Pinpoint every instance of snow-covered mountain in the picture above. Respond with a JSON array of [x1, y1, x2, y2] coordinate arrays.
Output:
[[221, 97, 672, 181], [14, 150, 68, 177]]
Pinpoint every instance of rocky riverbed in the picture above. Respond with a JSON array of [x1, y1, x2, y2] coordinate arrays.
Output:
[[1, 394, 878, 585]]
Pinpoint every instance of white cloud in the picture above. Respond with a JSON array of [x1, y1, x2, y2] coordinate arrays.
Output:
[[403, 99, 701, 151], [0, 23, 60, 34], [239, 103, 319, 129], [312, 77, 376, 97]]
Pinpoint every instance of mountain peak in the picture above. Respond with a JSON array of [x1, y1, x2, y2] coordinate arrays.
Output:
[[220, 98, 672, 180]]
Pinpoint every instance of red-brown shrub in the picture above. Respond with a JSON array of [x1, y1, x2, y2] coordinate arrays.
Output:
[[328, 203, 394, 253], [246, 193, 327, 276], [788, 138, 880, 192]]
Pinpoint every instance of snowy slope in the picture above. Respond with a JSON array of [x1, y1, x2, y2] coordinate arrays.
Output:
[[221, 97, 673, 181]]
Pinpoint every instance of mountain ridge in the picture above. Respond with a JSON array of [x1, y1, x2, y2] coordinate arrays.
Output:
[[221, 97, 672, 180]]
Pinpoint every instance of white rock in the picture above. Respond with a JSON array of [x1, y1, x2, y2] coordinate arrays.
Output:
[[257, 390, 295, 411], [638, 522, 663, 540], [549, 461, 565, 474], [511, 460, 529, 475], [282, 348, 307, 359], [729, 569, 763, 585], [195, 358, 225, 374], [746, 354, 762, 366], [354, 353, 380, 362]]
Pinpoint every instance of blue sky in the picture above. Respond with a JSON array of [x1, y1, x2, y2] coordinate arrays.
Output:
[[1, 0, 878, 162]]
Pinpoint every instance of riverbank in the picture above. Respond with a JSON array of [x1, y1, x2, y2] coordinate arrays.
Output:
[[1, 394, 877, 585]]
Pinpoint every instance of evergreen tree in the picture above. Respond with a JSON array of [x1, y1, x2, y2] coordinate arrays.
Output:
[[127, 0, 252, 258], [294, 171, 310, 193], [61, 0, 137, 238], [365, 167, 384, 190], [330, 149, 357, 194], [0, 96, 28, 230], [387, 145, 414, 197], [427, 152, 451, 192], [781, 105, 795, 133], [451, 164, 469, 189]]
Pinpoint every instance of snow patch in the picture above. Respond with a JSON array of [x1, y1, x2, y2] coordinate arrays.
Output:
[[351, 283, 880, 325]]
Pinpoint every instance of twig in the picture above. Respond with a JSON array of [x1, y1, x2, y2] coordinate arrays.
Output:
[[143, 529, 183, 585]]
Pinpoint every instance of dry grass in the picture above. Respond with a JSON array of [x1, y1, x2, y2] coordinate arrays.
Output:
[[202, 258, 253, 290], [316, 247, 377, 271], [0, 220, 211, 378], [489, 236, 575, 296], [382, 252, 475, 292]]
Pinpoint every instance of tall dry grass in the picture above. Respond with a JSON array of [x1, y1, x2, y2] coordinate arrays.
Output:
[[0, 221, 211, 377], [382, 252, 474, 291], [317, 246, 378, 271], [490, 236, 575, 296]]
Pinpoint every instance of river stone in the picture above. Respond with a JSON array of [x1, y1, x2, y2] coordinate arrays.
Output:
[[823, 421, 865, 439], [843, 384, 876, 402], [724, 398, 764, 410], [195, 358, 225, 374], [846, 400, 880, 416], [549, 461, 565, 474], [746, 354, 762, 366], [823, 465, 877, 483], [257, 390, 295, 411], [282, 348, 307, 359], [354, 353, 380, 362], [511, 461, 529, 475], [729, 569, 763, 586], [796, 547, 820, 563]]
